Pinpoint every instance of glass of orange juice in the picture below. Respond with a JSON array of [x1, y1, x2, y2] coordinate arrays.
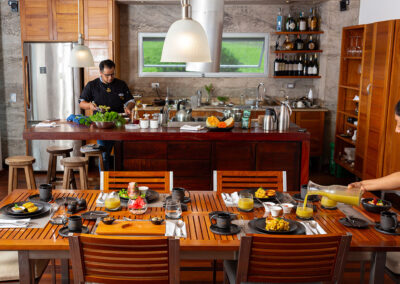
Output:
[[238, 193, 254, 212], [296, 200, 313, 220]]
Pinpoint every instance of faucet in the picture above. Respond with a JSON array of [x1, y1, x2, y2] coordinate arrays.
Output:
[[256, 83, 266, 109], [196, 90, 202, 107]]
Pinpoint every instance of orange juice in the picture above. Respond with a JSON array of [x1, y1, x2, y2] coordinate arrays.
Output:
[[321, 196, 338, 208], [305, 190, 360, 207], [296, 206, 313, 219], [238, 198, 254, 211], [105, 198, 121, 210]]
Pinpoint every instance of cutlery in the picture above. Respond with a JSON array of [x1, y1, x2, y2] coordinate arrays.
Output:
[[176, 220, 184, 237], [303, 222, 315, 235], [309, 220, 321, 234]]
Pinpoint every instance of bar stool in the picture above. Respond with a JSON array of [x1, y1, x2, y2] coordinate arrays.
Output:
[[46, 145, 73, 186], [81, 150, 104, 173], [5, 156, 36, 194], [61, 157, 88, 190]]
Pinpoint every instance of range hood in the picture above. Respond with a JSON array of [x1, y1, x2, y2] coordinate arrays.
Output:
[[186, 0, 224, 73]]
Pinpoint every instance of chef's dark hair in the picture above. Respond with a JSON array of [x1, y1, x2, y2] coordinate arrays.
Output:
[[396, 100, 400, 116], [99, 59, 115, 72]]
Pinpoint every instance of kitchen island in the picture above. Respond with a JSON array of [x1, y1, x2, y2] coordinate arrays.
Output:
[[23, 121, 310, 191]]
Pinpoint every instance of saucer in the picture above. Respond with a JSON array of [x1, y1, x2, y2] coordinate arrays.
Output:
[[339, 217, 369, 229], [296, 216, 314, 221], [209, 224, 241, 235], [321, 205, 338, 210], [374, 224, 400, 235], [28, 194, 53, 203], [165, 196, 191, 204], [58, 226, 89, 238]]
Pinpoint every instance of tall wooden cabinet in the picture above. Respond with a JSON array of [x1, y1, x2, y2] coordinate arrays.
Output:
[[335, 20, 400, 180]]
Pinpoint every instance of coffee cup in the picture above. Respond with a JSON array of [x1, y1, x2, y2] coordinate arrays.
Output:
[[300, 185, 308, 199], [210, 213, 231, 230], [172, 187, 190, 202], [39, 184, 52, 201], [380, 211, 398, 231], [68, 215, 82, 232], [67, 201, 77, 213]]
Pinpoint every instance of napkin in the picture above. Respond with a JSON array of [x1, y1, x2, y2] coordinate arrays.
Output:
[[301, 221, 327, 235], [180, 125, 204, 131], [0, 218, 30, 228], [35, 122, 57, 128], [165, 220, 187, 238], [221, 192, 239, 206]]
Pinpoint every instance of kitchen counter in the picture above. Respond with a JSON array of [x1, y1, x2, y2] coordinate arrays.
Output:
[[23, 121, 310, 191]]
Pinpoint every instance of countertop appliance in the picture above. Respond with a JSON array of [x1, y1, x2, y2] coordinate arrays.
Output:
[[24, 42, 82, 171]]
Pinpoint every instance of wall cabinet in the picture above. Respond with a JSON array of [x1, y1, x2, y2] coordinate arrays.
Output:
[[83, 0, 113, 40]]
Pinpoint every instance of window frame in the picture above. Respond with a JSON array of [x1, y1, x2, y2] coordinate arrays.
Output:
[[138, 32, 269, 78]]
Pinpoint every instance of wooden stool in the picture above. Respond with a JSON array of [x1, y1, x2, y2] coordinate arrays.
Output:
[[61, 157, 88, 190], [46, 146, 73, 186], [81, 150, 104, 173], [5, 156, 36, 194]]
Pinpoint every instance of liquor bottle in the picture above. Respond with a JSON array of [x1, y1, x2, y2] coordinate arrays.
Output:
[[310, 8, 318, 31], [297, 55, 304, 76], [303, 56, 308, 76], [307, 55, 314, 76], [291, 56, 296, 76], [307, 35, 317, 50], [283, 35, 294, 51], [276, 8, 283, 31], [288, 56, 293, 76], [274, 54, 280, 76], [299, 12, 307, 31], [295, 35, 304, 50], [286, 13, 296, 32], [307, 8, 313, 31], [280, 54, 285, 76], [283, 56, 288, 76], [313, 53, 319, 76]]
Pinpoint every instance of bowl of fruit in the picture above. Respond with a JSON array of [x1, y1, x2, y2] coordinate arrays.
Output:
[[361, 198, 391, 214], [128, 197, 147, 215], [206, 116, 234, 132]]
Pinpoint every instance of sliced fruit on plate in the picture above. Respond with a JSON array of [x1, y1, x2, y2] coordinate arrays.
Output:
[[206, 116, 220, 128], [224, 117, 234, 128]]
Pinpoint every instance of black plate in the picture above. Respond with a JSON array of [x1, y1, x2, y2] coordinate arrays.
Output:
[[210, 224, 241, 235], [165, 196, 191, 204], [119, 190, 160, 204], [58, 226, 89, 238], [374, 224, 400, 235], [2, 201, 45, 216], [339, 217, 369, 229], [1, 202, 51, 219], [81, 211, 109, 221], [292, 193, 320, 202], [248, 219, 306, 235], [55, 197, 79, 205], [206, 126, 234, 132], [28, 194, 53, 203], [253, 218, 298, 234], [239, 189, 284, 202]]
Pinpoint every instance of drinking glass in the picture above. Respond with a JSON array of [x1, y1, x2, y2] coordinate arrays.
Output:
[[165, 200, 182, 219], [296, 200, 313, 220], [355, 36, 362, 56], [238, 192, 254, 212], [347, 36, 355, 56]]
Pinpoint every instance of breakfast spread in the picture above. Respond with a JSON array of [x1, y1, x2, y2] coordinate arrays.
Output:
[[255, 187, 276, 198], [265, 218, 290, 232]]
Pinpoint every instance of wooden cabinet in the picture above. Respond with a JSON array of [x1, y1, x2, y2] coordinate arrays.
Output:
[[291, 111, 325, 157], [83, 0, 113, 40], [52, 0, 82, 41], [83, 40, 114, 84], [20, 0, 53, 41]]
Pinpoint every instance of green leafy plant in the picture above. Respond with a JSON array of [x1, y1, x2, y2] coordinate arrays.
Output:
[[89, 111, 126, 126], [204, 83, 214, 94]]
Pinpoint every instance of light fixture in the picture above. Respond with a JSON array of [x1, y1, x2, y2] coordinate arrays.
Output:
[[70, 0, 94, 67], [161, 0, 211, 63]]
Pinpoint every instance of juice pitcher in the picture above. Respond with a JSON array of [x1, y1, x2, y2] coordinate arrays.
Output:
[[306, 181, 362, 207]]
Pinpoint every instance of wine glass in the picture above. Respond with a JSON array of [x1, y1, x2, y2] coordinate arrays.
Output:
[[347, 36, 355, 56], [165, 200, 182, 219], [355, 36, 362, 56]]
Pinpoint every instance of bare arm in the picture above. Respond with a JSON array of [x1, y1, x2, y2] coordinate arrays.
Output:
[[79, 101, 97, 111], [348, 171, 400, 191], [124, 100, 135, 115]]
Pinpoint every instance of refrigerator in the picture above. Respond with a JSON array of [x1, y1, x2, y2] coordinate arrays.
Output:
[[24, 42, 83, 171]]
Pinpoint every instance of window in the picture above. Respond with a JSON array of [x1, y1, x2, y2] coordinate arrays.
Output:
[[138, 33, 269, 77]]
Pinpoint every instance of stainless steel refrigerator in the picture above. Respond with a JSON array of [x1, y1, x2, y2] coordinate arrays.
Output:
[[24, 42, 82, 171]]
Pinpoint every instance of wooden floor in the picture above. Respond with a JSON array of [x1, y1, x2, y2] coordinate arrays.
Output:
[[0, 169, 396, 283]]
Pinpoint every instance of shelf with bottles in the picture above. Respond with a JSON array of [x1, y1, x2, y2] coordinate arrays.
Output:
[[275, 34, 321, 53], [276, 7, 321, 34], [334, 158, 355, 174], [273, 50, 323, 54], [275, 31, 324, 35], [273, 76, 321, 79], [273, 53, 320, 78]]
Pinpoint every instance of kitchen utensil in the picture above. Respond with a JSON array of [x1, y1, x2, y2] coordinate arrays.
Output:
[[263, 108, 277, 131], [176, 220, 185, 237], [339, 217, 368, 228], [176, 100, 193, 122], [210, 212, 231, 230], [278, 101, 292, 131], [39, 184, 52, 202], [380, 211, 398, 231], [309, 220, 322, 234], [150, 119, 158, 128]]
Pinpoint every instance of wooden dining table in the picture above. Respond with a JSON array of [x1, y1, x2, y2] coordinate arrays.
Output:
[[0, 189, 399, 284]]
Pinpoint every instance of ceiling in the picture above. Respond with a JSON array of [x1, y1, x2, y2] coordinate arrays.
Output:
[[117, 0, 329, 5]]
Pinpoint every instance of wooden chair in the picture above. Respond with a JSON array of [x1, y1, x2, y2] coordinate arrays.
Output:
[[69, 234, 180, 284], [102, 171, 173, 193], [223, 233, 352, 284], [213, 170, 287, 193], [5, 156, 36, 194]]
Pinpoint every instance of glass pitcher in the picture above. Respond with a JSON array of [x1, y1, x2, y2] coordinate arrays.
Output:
[[306, 181, 362, 207], [104, 191, 121, 210]]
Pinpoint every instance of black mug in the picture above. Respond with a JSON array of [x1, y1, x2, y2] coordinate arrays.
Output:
[[381, 211, 398, 231], [39, 184, 52, 201], [68, 215, 82, 232], [172, 187, 190, 202], [67, 201, 77, 213], [210, 213, 231, 230]]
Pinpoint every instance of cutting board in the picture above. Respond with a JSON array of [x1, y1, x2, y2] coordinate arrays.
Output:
[[96, 220, 165, 236]]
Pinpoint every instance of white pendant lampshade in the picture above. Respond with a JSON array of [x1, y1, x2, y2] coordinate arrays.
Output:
[[70, 35, 95, 68], [161, 0, 211, 63]]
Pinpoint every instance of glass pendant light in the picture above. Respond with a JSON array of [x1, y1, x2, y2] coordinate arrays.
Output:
[[70, 0, 94, 67], [161, 0, 211, 63]]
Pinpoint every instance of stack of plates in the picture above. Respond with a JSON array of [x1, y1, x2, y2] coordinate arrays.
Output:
[[0, 201, 51, 219]]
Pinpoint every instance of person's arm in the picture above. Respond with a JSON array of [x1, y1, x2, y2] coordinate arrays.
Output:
[[79, 101, 97, 111], [122, 82, 135, 115], [348, 171, 400, 191], [79, 82, 97, 111]]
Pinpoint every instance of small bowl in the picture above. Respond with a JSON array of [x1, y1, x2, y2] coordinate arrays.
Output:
[[281, 203, 294, 214], [361, 198, 391, 214], [101, 216, 115, 225], [125, 124, 140, 130], [11, 206, 25, 213], [151, 217, 164, 225], [94, 121, 115, 129], [270, 206, 282, 217]]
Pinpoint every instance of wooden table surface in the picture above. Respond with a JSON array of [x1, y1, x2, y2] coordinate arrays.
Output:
[[0, 189, 399, 252]]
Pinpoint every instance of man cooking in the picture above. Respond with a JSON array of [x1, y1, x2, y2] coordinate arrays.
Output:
[[79, 59, 135, 171]]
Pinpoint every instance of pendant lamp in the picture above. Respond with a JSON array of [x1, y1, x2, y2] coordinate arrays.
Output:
[[161, 0, 211, 63], [70, 0, 94, 67]]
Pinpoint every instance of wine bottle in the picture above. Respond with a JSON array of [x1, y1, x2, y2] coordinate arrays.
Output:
[[284, 55, 288, 76], [310, 8, 318, 31], [289, 56, 293, 76], [274, 54, 279, 76], [286, 13, 296, 32], [297, 55, 304, 76], [313, 53, 319, 76], [295, 34, 304, 50], [303, 56, 308, 76], [307, 8, 313, 31], [299, 12, 307, 31], [276, 8, 283, 32], [307, 35, 317, 50], [283, 35, 294, 50], [307, 55, 314, 76]]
